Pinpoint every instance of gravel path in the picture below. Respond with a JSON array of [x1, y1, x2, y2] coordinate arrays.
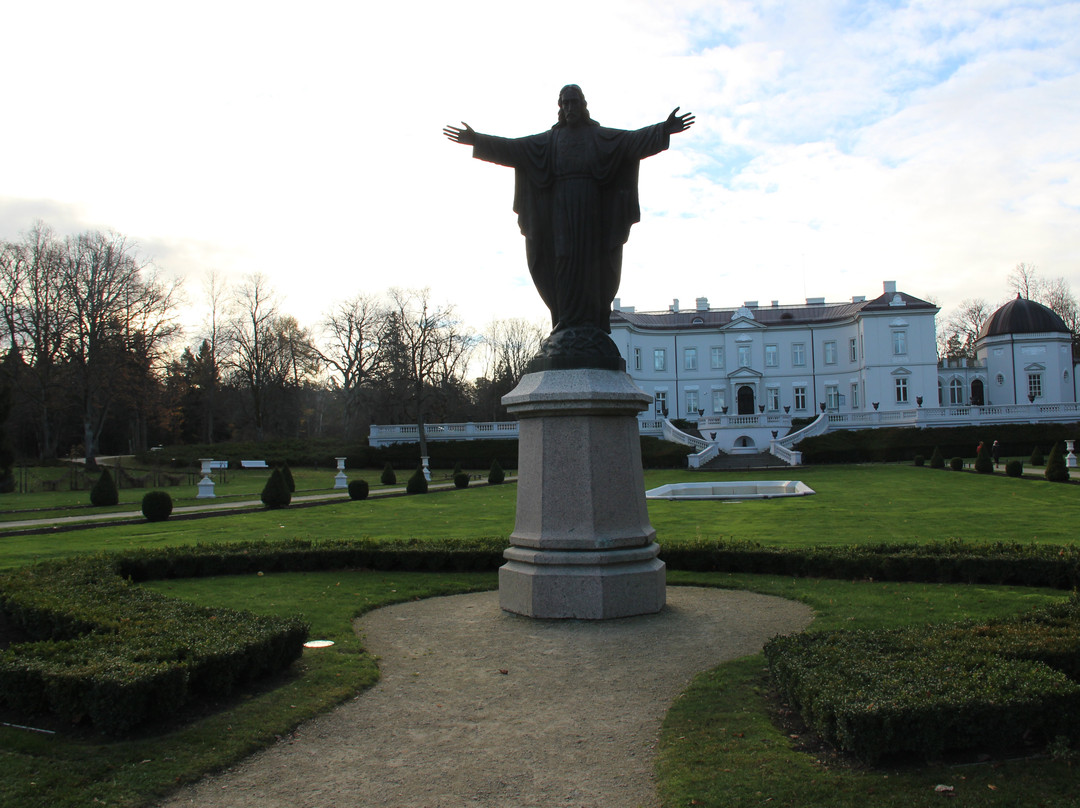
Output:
[[159, 587, 813, 808]]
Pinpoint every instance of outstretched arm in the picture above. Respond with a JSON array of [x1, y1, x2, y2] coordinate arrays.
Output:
[[664, 107, 695, 135], [443, 122, 476, 146]]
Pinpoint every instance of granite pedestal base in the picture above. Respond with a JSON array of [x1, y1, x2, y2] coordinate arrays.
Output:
[[499, 368, 665, 619]]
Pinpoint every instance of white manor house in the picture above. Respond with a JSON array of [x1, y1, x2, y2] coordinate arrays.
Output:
[[369, 281, 1080, 465]]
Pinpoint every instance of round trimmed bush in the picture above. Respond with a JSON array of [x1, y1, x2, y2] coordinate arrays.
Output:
[[1006, 459, 1024, 478], [406, 465, 428, 494], [90, 467, 119, 507], [454, 472, 470, 489], [488, 459, 505, 485], [348, 479, 369, 500], [141, 490, 173, 522], [261, 468, 292, 509], [913, 455, 925, 467], [380, 463, 397, 486], [949, 457, 964, 471]]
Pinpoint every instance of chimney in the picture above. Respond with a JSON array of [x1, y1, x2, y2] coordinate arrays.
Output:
[[696, 297, 709, 311], [883, 280, 897, 294], [670, 298, 680, 312]]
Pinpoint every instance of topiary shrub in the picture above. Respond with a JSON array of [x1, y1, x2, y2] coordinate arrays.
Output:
[[949, 457, 964, 472], [1045, 443, 1070, 483], [261, 468, 291, 509], [452, 460, 464, 477], [974, 442, 994, 474], [1031, 446, 1045, 467], [454, 472, 470, 489], [913, 455, 925, 467], [488, 458, 505, 485], [279, 463, 296, 493], [380, 463, 397, 486], [347, 479, 369, 500], [1006, 459, 1024, 478], [406, 464, 428, 494], [930, 446, 945, 469], [141, 490, 173, 522], [90, 467, 120, 507]]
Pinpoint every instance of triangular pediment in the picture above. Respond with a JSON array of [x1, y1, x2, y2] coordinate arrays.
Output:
[[728, 366, 763, 379]]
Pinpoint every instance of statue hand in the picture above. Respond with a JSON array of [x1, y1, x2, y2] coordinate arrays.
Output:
[[443, 122, 476, 146], [665, 107, 695, 135]]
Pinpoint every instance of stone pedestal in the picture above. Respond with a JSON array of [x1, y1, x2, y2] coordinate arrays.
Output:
[[196, 458, 215, 499], [499, 368, 664, 619], [334, 457, 348, 489]]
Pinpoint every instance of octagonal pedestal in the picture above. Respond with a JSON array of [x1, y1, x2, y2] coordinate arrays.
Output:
[[499, 368, 665, 619]]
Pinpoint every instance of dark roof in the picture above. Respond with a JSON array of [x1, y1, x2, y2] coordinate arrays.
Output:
[[978, 295, 1069, 339], [610, 292, 937, 331]]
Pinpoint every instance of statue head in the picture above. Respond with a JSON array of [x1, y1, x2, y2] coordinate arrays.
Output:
[[557, 84, 594, 128]]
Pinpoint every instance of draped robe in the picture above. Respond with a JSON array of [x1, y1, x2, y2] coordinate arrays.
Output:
[[472, 120, 670, 333]]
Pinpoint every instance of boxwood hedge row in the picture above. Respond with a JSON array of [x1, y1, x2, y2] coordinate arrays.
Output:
[[765, 596, 1080, 763], [0, 558, 308, 735], [4, 536, 1079, 738]]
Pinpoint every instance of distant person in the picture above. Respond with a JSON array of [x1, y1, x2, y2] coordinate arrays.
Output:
[[992, 440, 1001, 467]]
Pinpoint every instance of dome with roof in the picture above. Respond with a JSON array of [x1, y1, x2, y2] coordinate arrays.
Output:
[[978, 295, 1069, 339]]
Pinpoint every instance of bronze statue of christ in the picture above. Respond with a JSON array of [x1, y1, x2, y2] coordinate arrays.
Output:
[[446, 85, 693, 370]]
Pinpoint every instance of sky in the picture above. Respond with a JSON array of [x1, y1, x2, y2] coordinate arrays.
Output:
[[2, 0, 1079, 350]]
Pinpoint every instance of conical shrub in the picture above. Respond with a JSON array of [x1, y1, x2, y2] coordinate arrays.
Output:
[[280, 463, 296, 492], [90, 467, 119, 507], [406, 464, 428, 494], [261, 468, 292, 509], [488, 458, 505, 485], [381, 463, 397, 486], [1045, 443, 1070, 483]]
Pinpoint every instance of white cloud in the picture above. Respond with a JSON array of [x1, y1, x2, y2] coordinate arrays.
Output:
[[1, 0, 1078, 342]]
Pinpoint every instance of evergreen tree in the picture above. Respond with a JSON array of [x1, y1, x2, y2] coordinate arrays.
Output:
[[488, 458, 505, 485], [280, 462, 296, 492], [90, 467, 119, 507], [261, 468, 292, 508], [1045, 442, 1070, 483], [406, 463, 428, 494], [381, 462, 397, 486], [974, 442, 994, 474], [929, 446, 945, 469]]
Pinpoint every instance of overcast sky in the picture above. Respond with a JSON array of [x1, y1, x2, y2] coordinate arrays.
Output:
[[3, 0, 1078, 344]]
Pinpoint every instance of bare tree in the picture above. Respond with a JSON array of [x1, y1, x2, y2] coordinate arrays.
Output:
[[1008, 262, 1040, 299], [316, 293, 389, 439], [0, 223, 70, 457], [941, 298, 992, 360], [476, 317, 544, 419], [61, 229, 179, 463], [385, 288, 475, 458], [226, 274, 280, 442]]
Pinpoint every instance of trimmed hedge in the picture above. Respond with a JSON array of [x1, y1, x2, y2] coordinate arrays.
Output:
[[797, 424, 1080, 465], [0, 558, 307, 734], [658, 538, 1080, 590], [347, 479, 369, 500], [765, 596, 1080, 763]]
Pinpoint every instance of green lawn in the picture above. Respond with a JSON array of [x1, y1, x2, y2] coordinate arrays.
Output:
[[1, 463, 1078, 807], [0, 464, 503, 522], [3, 465, 1077, 571]]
